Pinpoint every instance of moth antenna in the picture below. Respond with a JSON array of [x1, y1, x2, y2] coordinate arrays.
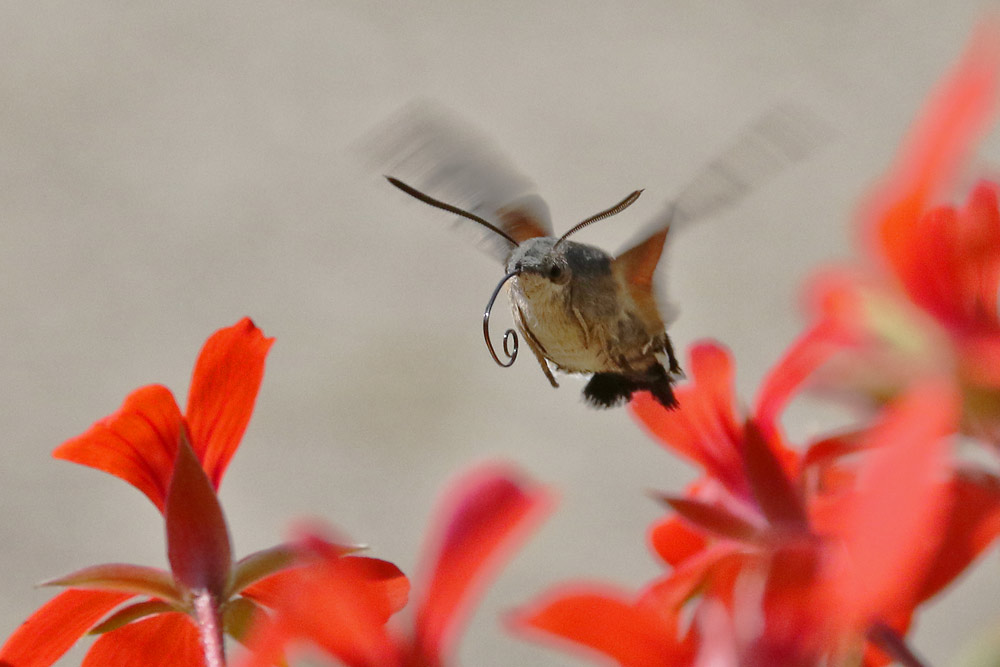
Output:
[[483, 270, 521, 367], [386, 176, 519, 247], [553, 189, 643, 249]]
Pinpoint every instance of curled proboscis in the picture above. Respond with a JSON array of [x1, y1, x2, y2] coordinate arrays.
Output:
[[483, 270, 521, 367]]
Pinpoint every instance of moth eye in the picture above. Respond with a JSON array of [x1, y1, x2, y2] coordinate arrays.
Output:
[[547, 264, 570, 284]]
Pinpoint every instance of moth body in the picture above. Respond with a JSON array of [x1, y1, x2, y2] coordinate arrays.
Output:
[[504, 237, 680, 408], [378, 104, 823, 409]]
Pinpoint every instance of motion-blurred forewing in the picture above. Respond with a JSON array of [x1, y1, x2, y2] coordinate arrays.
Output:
[[370, 103, 552, 261], [618, 104, 833, 320]]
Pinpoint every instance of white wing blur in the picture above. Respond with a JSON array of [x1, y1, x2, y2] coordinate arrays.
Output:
[[368, 102, 553, 262]]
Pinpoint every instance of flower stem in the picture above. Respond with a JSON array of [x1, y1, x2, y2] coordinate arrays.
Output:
[[192, 589, 226, 667], [866, 621, 929, 667]]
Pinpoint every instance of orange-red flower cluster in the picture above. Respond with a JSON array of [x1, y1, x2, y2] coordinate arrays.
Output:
[[517, 342, 1000, 665], [513, 23, 1000, 667], [239, 465, 551, 667]]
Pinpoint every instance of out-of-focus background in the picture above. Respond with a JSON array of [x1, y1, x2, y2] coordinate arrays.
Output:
[[4, 1, 1000, 664]]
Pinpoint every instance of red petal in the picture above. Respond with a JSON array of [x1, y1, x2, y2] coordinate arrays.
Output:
[[165, 434, 232, 598], [758, 542, 825, 661], [336, 557, 410, 620], [630, 342, 746, 495], [81, 613, 204, 667], [803, 269, 870, 341], [234, 570, 291, 607], [802, 431, 867, 472], [658, 496, 761, 543], [754, 318, 852, 432], [895, 183, 1000, 335], [640, 544, 747, 611], [959, 182, 1000, 325], [909, 205, 972, 323], [242, 556, 409, 623], [824, 382, 956, 629], [185, 318, 274, 488], [916, 469, 1000, 602], [868, 24, 1000, 279], [0, 590, 133, 667], [648, 515, 708, 568], [743, 421, 808, 528], [53, 385, 182, 512], [513, 587, 696, 667], [239, 559, 402, 667], [959, 331, 1000, 384], [413, 465, 552, 662]]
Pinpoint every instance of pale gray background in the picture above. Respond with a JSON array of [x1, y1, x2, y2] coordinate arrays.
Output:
[[4, 1, 1000, 665]]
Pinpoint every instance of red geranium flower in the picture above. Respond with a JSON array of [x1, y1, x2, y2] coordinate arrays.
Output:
[[53, 317, 274, 510], [0, 319, 406, 667], [516, 337, 1000, 665], [800, 24, 1000, 441], [239, 464, 553, 667], [511, 337, 814, 664], [515, 24, 1000, 667]]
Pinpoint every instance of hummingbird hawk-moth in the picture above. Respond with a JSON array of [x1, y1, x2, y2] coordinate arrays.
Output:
[[380, 106, 826, 409]]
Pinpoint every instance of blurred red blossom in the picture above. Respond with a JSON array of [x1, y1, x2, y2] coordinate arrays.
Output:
[[0, 320, 403, 667], [799, 24, 1000, 442], [514, 22, 1000, 666], [239, 464, 553, 667], [518, 341, 1000, 665]]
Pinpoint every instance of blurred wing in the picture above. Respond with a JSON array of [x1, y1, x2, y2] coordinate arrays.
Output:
[[618, 104, 833, 321], [368, 103, 552, 262]]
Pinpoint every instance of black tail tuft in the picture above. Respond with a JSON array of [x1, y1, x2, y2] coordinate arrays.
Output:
[[583, 363, 679, 410], [640, 363, 679, 410], [583, 373, 635, 408]]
